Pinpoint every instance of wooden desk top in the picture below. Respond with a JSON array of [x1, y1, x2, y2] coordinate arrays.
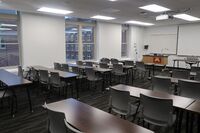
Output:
[[32, 66, 77, 79], [0, 69, 32, 87], [186, 100, 200, 114], [47, 98, 154, 133], [111, 84, 195, 109]]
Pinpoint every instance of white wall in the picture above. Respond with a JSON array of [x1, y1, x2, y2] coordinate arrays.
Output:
[[20, 12, 66, 67], [96, 22, 122, 60], [129, 26, 145, 61]]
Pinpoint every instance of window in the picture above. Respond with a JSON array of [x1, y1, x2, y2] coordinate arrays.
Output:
[[65, 25, 79, 60], [82, 26, 95, 60], [65, 17, 96, 61], [0, 9, 20, 67], [121, 25, 129, 57]]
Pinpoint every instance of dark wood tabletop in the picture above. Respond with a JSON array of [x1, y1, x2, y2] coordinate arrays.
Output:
[[0, 69, 32, 87], [186, 100, 200, 114], [32, 65, 77, 79], [111, 84, 195, 109], [46, 98, 154, 133]]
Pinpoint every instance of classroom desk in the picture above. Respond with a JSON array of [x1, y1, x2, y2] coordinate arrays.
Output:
[[0, 69, 33, 117], [186, 100, 200, 133], [173, 59, 200, 68], [111, 84, 194, 109], [32, 66, 79, 98], [46, 98, 154, 133]]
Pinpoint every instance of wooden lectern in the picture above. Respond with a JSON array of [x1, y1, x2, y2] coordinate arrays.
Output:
[[143, 55, 168, 65]]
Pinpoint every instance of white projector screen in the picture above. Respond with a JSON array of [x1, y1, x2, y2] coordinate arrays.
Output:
[[178, 24, 200, 56]]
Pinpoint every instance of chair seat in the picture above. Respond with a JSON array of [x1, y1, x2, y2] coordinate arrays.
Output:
[[87, 77, 102, 82], [112, 102, 138, 116], [144, 114, 176, 127], [112, 72, 126, 76], [0, 90, 12, 98]]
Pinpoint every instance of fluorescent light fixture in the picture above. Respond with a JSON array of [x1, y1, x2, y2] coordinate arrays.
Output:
[[0, 28, 12, 31], [156, 14, 169, 21], [108, 0, 118, 2], [37, 7, 73, 15], [91, 15, 115, 20], [1, 24, 17, 27], [125, 20, 154, 26], [139, 4, 170, 12], [173, 14, 200, 21]]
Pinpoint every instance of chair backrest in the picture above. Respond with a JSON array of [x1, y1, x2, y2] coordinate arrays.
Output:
[[71, 66, 79, 74], [64, 119, 83, 133], [178, 79, 200, 99], [124, 61, 134, 66], [158, 69, 171, 77], [140, 94, 173, 126], [45, 104, 66, 133], [136, 61, 145, 69], [85, 68, 96, 80], [39, 70, 49, 83], [113, 64, 123, 73], [191, 66, 200, 72], [172, 69, 189, 79], [30, 68, 39, 81], [54, 63, 62, 70], [110, 88, 130, 113], [62, 64, 69, 72], [99, 63, 109, 69], [111, 58, 119, 64], [195, 72, 200, 81], [50, 72, 61, 86], [100, 58, 110, 64], [152, 76, 171, 93], [18, 66, 23, 77], [85, 61, 93, 67], [76, 61, 83, 66]]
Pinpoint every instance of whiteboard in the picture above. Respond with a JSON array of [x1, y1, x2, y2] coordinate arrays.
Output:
[[148, 34, 177, 54], [178, 24, 200, 56]]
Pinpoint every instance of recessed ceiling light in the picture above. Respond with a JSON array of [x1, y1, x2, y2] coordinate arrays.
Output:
[[173, 14, 200, 21], [37, 7, 73, 15], [91, 15, 115, 20], [125, 20, 154, 26], [1, 24, 17, 27], [139, 4, 170, 12]]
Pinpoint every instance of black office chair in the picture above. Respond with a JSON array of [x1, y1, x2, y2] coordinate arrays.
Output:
[[0, 88, 12, 109], [49, 72, 66, 96], [135, 61, 148, 79], [100, 58, 110, 64], [195, 72, 200, 81], [62, 64, 69, 72], [124, 61, 134, 66], [152, 76, 173, 94], [39, 70, 50, 95], [18, 66, 23, 77], [54, 63, 62, 70], [76, 61, 83, 66], [191, 66, 200, 73], [99, 63, 109, 69], [85, 68, 102, 93], [172, 69, 189, 79], [111, 58, 119, 64], [178, 79, 200, 99], [109, 88, 139, 121], [112, 64, 126, 84], [85, 61, 93, 67], [140, 94, 176, 132], [44, 104, 67, 133]]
